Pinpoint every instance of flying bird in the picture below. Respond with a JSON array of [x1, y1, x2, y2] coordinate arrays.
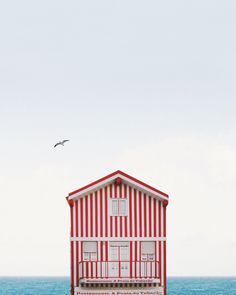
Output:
[[54, 140, 70, 148]]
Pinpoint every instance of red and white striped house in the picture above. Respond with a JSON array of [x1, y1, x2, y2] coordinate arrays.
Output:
[[67, 170, 169, 295]]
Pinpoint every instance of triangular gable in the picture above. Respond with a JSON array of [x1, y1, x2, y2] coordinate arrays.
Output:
[[68, 170, 169, 201]]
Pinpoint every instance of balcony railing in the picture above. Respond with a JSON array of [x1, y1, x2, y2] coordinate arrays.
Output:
[[79, 261, 159, 281]]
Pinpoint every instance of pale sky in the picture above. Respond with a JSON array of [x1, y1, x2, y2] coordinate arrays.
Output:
[[0, 0, 236, 276]]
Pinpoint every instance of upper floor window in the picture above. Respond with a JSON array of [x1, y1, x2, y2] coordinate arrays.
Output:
[[83, 241, 97, 261], [110, 199, 128, 216], [141, 241, 155, 261]]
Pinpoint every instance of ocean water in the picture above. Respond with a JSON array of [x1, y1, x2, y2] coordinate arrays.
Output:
[[0, 277, 235, 295]]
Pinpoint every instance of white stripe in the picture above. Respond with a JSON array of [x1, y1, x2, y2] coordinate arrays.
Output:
[[121, 184, 125, 237], [83, 197, 86, 236], [127, 186, 130, 237], [102, 241, 106, 261], [131, 188, 135, 237], [137, 242, 140, 277], [77, 200, 81, 238], [87, 194, 91, 237], [161, 241, 164, 286], [97, 261, 100, 278], [160, 201, 163, 237], [156, 241, 159, 277], [97, 190, 100, 237], [122, 215, 125, 238], [141, 192, 144, 238], [136, 190, 140, 237], [102, 187, 106, 237], [156, 199, 159, 237], [150, 196, 154, 237], [146, 195, 149, 237], [112, 185, 115, 237], [107, 187, 110, 237], [93, 192, 96, 237], [117, 185, 120, 237], [97, 241, 100, 261], [79, 241, 82, 262]]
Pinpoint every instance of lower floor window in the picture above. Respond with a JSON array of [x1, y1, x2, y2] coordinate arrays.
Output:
[[141, 241, 155, 261], [83, 241, 97, 261]]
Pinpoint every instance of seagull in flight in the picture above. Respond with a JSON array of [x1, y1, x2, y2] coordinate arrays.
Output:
[[54, 139, 70, 148]]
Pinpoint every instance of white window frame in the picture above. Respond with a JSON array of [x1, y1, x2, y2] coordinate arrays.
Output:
[[109, 198, 128, 216]]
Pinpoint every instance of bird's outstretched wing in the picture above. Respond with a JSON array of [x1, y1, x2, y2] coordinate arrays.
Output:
[[54, 139, 70, 148], [62, 139, 69, 144], [54, 142, 61, 148]]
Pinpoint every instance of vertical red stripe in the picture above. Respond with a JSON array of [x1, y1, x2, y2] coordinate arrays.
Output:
[[76, 241, 78, 286], [129, 186, 132, 237], [86, 261, 89, 278], [100, 241, 103, 261], [100, 189, 103, 237], [105, 186, 108, 237], [139, 241, 142, 277], [80, 198, 83, 237], [71, 205, 74, 237], [90, 193, 93, 237], [85, 195, 88, 237], [134, 241, 137, 278], [96, 242, 98, 278], [149, 196, 152, 237], [164, 205, 167, 295], [124, 184, 128, 237], [164, 205, 166, 237], [120, 216, 122, 237], [82, 242, 84, 277], [130, 241, 133, 277], [115, 184, 118, 237], [106, 241, 108, 261], [95, 191, 98, 237], [75, 201, 79, 286], [159, 200, 161, 237], [154, 199, 157, 237], [155, 241, 157, 278], [164, 240, 166, 294], [158, 201, 162, 283], [139, 191, 142, 237], [134, 189, 137, 237], [70, 205, 74, 287], [144, 194, 147, 237], [76, 201, 78, 236], [71, 241, 74, 286], [159, 241, 162, 283], [109, 185, 113, 237]]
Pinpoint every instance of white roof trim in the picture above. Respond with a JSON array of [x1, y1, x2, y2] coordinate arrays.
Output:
[[68, 173, 168, 201]]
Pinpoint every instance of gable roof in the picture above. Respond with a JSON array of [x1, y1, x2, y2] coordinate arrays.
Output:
[[68, 170, 169, 201]]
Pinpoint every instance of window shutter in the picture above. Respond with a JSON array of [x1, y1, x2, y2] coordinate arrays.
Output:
[[119, 200, 127, 215], [83, 242, 97, 252], [112, 200, 119, 215], [142, 242, 155, 254]]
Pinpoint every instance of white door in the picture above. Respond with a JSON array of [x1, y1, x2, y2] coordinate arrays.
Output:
[[109, 242, 129, 277]]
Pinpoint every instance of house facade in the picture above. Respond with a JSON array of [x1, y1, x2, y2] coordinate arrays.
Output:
[[67, 170, 169, 295]]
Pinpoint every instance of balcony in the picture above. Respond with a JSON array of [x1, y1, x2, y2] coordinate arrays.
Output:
[[79, 261, 160, 284]]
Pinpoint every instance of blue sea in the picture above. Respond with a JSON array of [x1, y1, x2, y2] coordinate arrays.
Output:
[[0, 277, 235, 295]]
